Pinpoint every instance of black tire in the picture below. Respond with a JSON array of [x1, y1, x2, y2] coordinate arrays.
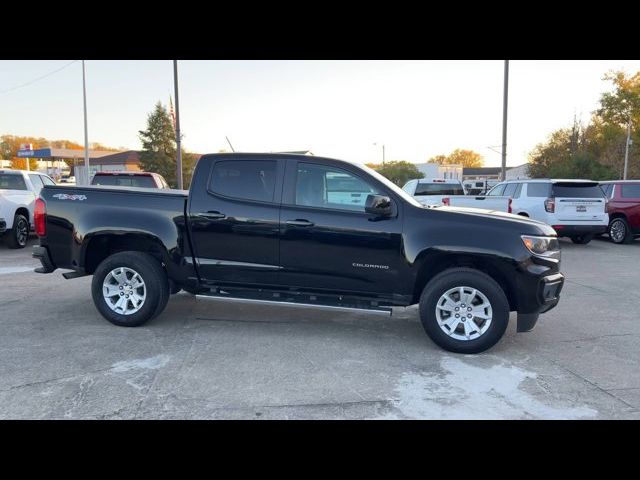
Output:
[[608, 217, 633, 244], [91, 251, 169, 327], [5, 214, 29, 249], [419, 268, 510, 354], [570, 234, 593, 245]]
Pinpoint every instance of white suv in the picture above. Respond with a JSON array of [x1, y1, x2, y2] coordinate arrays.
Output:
[[486, 179, 608, 244]]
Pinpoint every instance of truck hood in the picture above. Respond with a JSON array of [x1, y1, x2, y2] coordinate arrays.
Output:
[[426, 204, 557, 236]]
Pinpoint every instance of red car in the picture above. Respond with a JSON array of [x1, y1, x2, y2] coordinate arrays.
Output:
[[600, 180, 640, 244]]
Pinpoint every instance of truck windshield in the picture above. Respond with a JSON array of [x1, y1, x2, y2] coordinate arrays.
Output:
[[552, 183, 605, 199], [0, 174, 27, 190], [415, 183, 465, 196], [92, 174, 157, 188]]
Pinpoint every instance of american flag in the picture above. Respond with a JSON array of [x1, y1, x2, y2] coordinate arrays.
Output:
[[169, 96, 176, 132]]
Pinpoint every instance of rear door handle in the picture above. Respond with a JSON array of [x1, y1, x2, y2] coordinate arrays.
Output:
[[285, 219, 314, 227], [197, 211, 226, 220]]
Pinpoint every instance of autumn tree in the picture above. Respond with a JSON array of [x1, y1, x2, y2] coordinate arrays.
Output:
[[529, 70, 640, 180], [428, 149, 484, 168], [368, 160, 423, 186]]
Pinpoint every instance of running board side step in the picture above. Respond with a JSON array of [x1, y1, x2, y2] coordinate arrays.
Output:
[[196, 293, 392, 316]]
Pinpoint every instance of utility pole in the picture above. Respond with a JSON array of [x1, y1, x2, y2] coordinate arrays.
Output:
[[82, 60, 89, 185], [501, 60, 509, 182], [623, 116, 632, 180], [173, 60, 183, 190], [383, 144, 385, 165]]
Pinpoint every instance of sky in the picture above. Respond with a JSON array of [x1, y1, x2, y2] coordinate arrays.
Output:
[[2, 60, 640, 167]]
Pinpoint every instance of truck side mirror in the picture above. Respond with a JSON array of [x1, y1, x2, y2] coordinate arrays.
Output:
[[365, 194, 392, 216]]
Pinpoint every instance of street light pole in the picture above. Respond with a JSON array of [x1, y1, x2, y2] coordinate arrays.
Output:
[[501, 60, 509, 182], [382, 144, 385, 165], [82, 60, 89, 185], [173, 60, 183, 190], [623, 116, 632, 180]]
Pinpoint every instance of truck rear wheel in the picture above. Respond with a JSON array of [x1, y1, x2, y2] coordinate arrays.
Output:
[[5, 214, 29, 249], [418, 268, 510, 354], [91, 251, 169, 327]]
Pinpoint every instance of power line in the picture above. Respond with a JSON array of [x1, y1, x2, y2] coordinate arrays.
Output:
[[0, 60, 79, 96]]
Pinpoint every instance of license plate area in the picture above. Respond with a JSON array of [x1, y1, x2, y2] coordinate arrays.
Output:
[[576, 205, 587, 212]]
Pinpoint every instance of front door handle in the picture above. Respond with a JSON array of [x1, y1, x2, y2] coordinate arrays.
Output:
[[197, 211, 226, 220], [285, 219, 314, 227]]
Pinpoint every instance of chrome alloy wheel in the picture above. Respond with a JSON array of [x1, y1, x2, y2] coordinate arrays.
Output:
[[102, 267, 146, 315], [435, 286, 493, 341], [610, 219, 626, 243]]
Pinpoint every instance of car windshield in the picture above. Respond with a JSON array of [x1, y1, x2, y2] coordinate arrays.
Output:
[[92, 174, 156, 188], [552, 183, 605, 199], [0, 174, 27, 190], [352, 164, 423, 207], [414, 183, 465, 196]]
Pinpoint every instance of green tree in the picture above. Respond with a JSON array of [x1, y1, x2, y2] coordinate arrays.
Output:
[[368, 160, 423, 186], [138, 102, 201, 188], [428, 149, 484, 168]]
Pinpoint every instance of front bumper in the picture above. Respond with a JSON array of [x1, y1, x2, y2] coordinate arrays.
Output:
[[516, 272, 564, 332], [33, 245, 56, 273], [552, 224, 607, 237]]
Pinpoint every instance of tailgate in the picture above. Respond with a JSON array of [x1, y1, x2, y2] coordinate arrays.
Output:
[[552, 183, 607, 221]]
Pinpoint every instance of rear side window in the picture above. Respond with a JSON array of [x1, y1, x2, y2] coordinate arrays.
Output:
[[0, 174, 27, 190], [513, 183, 523, 198], [503, 183, 518, 197], [621, 184, 640, 198], [552, 184, 605, 199], [415, 182, 465, 196], [209, 160, 277, 202], [526, 183, 551, 197]]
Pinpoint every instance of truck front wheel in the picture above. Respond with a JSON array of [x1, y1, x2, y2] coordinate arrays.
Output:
[[419, 268, 510, 354], [91, 251, 170, 327]]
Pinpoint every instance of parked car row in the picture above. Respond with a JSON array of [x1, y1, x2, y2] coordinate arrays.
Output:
[[403, 177, 639, 246]]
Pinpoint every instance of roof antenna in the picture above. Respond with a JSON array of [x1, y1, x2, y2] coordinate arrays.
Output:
[[225, 136, 235, 152]]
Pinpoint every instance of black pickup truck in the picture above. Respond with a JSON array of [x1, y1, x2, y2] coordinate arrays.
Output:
[[33, 153, 564, 353]]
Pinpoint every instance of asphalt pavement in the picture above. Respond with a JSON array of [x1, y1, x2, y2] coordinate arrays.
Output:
[[0, 235, 638, 419]]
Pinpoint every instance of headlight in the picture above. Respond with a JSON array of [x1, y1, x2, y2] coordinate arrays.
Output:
[[521, 235, 560, 256]]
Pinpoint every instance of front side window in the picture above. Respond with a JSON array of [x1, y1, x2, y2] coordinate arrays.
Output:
[[621, 184, 640, 199], [41, 175, 56, 186], [295, 163, 381, 212], [209, 160, 277, 202], [28, 174, 44, 193], [0, 174, 27, 190], [487, 184, 505, 196]]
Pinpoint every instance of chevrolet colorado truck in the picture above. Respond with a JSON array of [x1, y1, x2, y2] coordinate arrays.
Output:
[[33, 153, 564, 353]]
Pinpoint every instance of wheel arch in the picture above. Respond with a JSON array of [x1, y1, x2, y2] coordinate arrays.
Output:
[[412, 250, 517, 310], [83, 232, 171, 275]]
